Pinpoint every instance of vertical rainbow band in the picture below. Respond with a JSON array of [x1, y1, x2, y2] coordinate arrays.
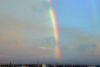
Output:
[[48, 0, 62, 59], [49, 7, 59, 42]]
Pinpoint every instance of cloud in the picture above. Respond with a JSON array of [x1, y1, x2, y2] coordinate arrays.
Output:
[[0, 54, 9, 58], [0, 0, 56, 64], [60, 27, 100, 64], [39, 46, 52, 50]]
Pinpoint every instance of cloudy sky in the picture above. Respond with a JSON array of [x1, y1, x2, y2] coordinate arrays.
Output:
[[0, 0, 100, 64]]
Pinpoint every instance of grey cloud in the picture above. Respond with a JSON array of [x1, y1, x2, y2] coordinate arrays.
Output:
[[0, 0, 55, 64], [60, 27, 100, 64]]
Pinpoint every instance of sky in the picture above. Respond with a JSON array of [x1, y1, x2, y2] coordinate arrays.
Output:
[[0, 0, 100, 64]]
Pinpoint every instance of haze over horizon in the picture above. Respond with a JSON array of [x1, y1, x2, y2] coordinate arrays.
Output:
[[0, 0, 100, 64]]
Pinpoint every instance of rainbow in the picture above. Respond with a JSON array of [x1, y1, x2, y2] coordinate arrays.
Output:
[[48, 0, 62, 59]]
